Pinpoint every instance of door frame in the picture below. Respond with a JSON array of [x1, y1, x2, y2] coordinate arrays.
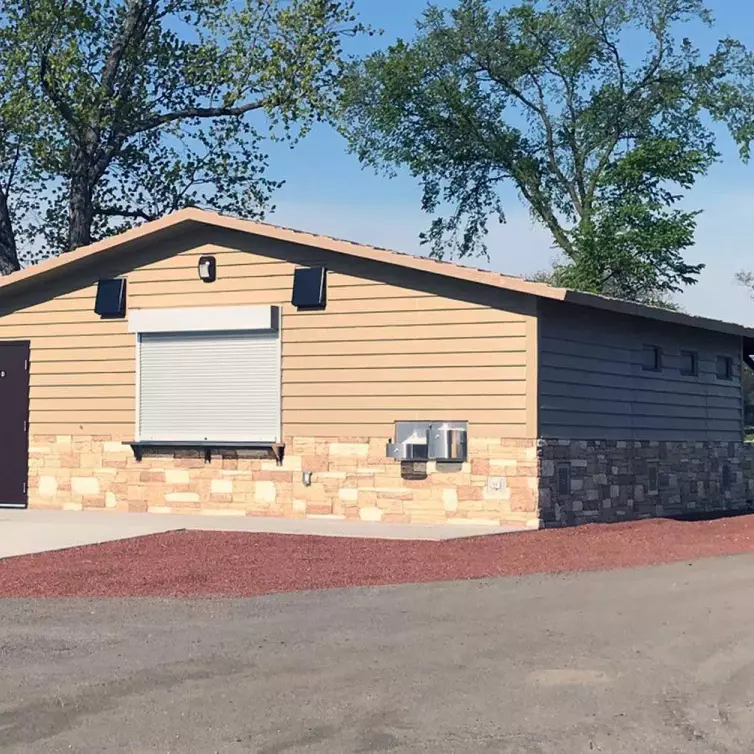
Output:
[[0, 340, 30, 509]]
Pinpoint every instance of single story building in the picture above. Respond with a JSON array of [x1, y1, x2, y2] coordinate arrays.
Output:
[[1, 208, 753, 527]]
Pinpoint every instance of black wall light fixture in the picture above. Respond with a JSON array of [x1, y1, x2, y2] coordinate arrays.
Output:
[[198, 255, 217, 283], [292, 266, 327, 310], [94, 278, 127, 319]]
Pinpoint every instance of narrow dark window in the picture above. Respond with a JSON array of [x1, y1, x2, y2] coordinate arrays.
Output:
[[557, 465, 570, 497], [642, 345, 662, 372], [716, 355, 733, 381], [648, 465, 659, 493], [679, 350, 698, 377]]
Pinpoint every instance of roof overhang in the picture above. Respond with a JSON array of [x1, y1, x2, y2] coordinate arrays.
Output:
[[1, 207, 752, 340]]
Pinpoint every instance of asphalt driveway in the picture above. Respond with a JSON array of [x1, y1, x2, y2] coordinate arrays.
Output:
[[2, 554, 754, 752]]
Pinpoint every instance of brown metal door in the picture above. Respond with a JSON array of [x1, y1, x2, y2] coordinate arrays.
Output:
[[0, 341, 30, 507]]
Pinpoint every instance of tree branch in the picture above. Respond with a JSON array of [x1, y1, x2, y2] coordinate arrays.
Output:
[[128, 97, 272, 135], [35, 0, 83, 139], [93, 204, 157, 222], [527, 70, 583, 216], [520, 23, 588, 208], [514, 172, 574, 255], [100, 0, 158, 99]]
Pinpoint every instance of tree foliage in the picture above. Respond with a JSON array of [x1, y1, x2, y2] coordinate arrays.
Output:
[[0, 0, 362, 272], [342, 0, 754, 301]]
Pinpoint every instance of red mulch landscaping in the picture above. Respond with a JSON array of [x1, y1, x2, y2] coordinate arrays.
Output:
[[2, 515, 754, 598]]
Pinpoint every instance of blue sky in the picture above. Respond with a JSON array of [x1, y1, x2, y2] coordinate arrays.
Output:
[[267, 0, 754, 323]]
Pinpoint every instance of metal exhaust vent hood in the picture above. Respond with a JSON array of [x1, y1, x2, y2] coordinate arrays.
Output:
[[386, 428, 429, 461], [428, 422, 468, 462], [387, 421, 468, 463]]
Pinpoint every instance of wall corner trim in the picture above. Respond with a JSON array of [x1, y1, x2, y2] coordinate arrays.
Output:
[[525, 307, 539, 438]]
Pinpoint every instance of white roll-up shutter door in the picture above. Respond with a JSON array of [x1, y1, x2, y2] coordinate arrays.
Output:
[[138, 331, 280, 442]]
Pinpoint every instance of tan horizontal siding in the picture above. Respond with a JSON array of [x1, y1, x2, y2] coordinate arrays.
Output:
[[283, 353, 525, 370], [126, 261, 291, 282], [125, 272, 383, 297], [282, 365, 526, 383], [0, 321, 129, 337], [30, 397, 134, 412], [30, 409, 134, 423], [30, 347, 135, 363], [283, 395, 525, 411], [283, 321, 525, 343], [283, 380, 527, 397], [285, 308, 516, 328], [282, 408, 526, 424], [29, 334, 134, 350], [282, 336, 522, 358], [33, 384, 135, 398], [1, 230, 533, 437], [30, 360, 134, 375], [15, 292, 488, 316], [31, 423, 132, 437], [283, 423, 527, 439], [0, 302, 502, 328]]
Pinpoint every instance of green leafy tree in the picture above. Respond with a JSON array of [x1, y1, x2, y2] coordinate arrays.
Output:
[[0, 0, 362, 272], [0, 16, 45, 274], [342, 0, 754, 301]]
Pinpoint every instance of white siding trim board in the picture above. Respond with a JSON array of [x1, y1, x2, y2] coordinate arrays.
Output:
[[128, 305, 278, 334]]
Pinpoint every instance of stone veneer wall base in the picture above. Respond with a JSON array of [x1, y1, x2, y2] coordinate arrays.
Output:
[[538, 439, 754, 527], [27, 435, 541, 528]]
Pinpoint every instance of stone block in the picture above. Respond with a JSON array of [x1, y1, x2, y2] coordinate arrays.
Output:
[[490, 458, 518, 468], [210, 479, 233, 495], [165, 492, 200, 504], [254, 481, 277, 505], [103, 441, 129, 454], [358, 506, 383, 522], [207, 493, 231, 505], [328, 443, 369, 458], [165, 469, 190, 484], [262, 455, 301, 472], [71, 477, 100, 496], [338, 488, 359, 502], [38, 476, 57, 498], [456, 485, 483, 501], [105, 491, 117, 509], [442, 488, 458, 512]]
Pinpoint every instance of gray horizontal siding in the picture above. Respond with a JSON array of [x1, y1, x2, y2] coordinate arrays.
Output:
[[538, 301, 743, 441]]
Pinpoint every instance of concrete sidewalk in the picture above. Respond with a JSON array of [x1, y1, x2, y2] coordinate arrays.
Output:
[[0, 509, 523, 559]]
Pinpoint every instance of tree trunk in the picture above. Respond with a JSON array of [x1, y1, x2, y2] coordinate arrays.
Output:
[[67, 169, 94, 251], [0, 191, 19, 275]]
